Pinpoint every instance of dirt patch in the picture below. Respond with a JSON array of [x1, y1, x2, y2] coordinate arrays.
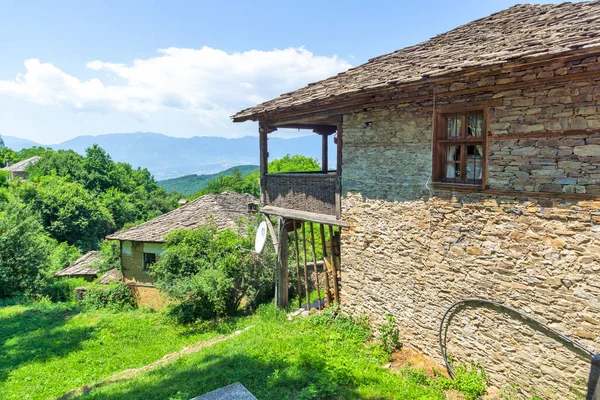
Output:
[[388, 347, 449, 378]]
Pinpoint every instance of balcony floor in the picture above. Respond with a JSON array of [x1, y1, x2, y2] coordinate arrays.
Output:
[[260, 205, 349, 227]]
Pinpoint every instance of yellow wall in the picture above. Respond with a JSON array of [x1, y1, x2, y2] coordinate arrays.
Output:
[[121, 240, 164, 284], [120, 240, 166, 309]]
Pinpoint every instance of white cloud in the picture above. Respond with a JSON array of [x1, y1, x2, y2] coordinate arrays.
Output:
[[0, 47, 351, 132]]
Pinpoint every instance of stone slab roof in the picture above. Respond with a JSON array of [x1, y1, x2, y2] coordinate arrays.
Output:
[[98, 268, 123, 284], [106, 192, 257, 243], [2, 156, 41, 172], [55, 251, 100, 277], [233, 1, 600, 122]]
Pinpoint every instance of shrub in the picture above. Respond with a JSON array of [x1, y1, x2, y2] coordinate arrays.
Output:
[[377, 313, 401, 356], [452, 361, 488, 400], [40, 277, 90, 302], [82, 282, 137, 311], [153, 223, 275, 324], [0, 198, 54, 298]]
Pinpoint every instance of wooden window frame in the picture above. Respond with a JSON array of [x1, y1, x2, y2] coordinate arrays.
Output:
[[432, 104, 489, 189], [143, 252, 156, 271]]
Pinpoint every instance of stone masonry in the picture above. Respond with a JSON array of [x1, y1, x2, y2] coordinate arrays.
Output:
[[340, 55, 600, 399]]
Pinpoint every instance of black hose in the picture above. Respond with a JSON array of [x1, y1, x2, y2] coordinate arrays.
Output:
[[439, 298, 596, 379]]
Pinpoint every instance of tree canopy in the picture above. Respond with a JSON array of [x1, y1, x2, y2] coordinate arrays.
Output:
[[0, 143, 179, 298]]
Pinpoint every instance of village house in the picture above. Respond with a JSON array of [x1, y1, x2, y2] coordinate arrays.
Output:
[[233, 2, 600, 397], [106, 192, 257, 307], [1, 156, 40, 180], [55, 251, 101, 282]]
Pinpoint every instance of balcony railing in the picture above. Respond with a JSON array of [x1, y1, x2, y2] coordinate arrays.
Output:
[[263, 172, 339, 217]]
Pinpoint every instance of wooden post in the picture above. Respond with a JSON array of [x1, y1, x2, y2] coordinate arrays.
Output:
[[309, 222, 322, 310], [301, 222, 311, 310], [276, 217, 289, 308], [259, 122, 275, 205], [329, 225, 340, 304], [293, 220, 302, 309], [322, 133, 328, 173], [319, 224, 332, 307], [335, 121, 343, 219]]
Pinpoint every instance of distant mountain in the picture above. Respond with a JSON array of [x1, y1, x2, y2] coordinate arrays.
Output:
[[0, 132, 336, 180], [2, 135, 41, 150], [158, 165, 259, 195]]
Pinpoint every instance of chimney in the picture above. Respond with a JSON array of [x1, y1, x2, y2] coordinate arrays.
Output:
[[5, 160, 11, 167]]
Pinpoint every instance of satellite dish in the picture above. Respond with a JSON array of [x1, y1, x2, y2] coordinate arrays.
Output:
[[255, 221, 268, 253]]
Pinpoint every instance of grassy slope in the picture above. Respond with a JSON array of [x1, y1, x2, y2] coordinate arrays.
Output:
[[0, 302, 248, 400], [80, 307, 448, 400], [157, 165, 258, 195]]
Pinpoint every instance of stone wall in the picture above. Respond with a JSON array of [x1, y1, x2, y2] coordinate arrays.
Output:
[[339, 58, 600, 398], [489, 134, 600, 194]]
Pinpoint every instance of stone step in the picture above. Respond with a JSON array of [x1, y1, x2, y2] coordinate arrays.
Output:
[[191, 383, 257, 400]]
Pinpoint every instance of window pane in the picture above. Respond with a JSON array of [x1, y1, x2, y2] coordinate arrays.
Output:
[[467, 112, 484, 137], [466, 145, 483, 180], [445, 145, 461, 179], [446, 116, 461, 138]]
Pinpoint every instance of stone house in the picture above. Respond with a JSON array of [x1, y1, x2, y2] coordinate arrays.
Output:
[[233, 2, 600, 397], [55, 251, 101, 281], [106, 192, 257, 307], [1, 156, 40, 180]]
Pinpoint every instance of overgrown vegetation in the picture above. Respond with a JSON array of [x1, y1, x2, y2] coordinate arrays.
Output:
[[0, 142, 178, 300], [377, 313, 402, 358], [151, 222, 276, 324], [81, 282, 137, 311]]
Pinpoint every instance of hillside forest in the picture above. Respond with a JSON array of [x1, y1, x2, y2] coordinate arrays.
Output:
[[0, 137, 323, 304], [0, 140, 179, 299]]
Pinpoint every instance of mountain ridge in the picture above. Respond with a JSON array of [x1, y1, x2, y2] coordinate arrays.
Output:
[[2, 132, 335, 180]]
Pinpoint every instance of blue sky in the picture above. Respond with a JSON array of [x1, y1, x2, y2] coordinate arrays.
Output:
[[0, 0, 576, 144]]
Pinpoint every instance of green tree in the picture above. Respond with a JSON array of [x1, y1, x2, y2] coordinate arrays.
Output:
[[195, 155, 320, 199], [82, 144, 114, 193], [26, 177, 115, 252], [48, 242, 82, 276], [268, 154, 320, 173], [0, 198, 53, 298], [151, 223, 275, 323]]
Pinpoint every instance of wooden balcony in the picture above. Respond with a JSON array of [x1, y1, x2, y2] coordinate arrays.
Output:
[[263, 171, 340, 217]]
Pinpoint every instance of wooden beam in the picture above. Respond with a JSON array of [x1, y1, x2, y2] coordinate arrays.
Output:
[[322, 134, 328, 173], [242, 68, 600, 125], [276, 217, 289, 308], [489, 129, 599, 141], [293, 220, 302, 309], [309, 222, 322, 310], [320, 223, 332, 307], [258, 122, 275, 205], [431, 184, 600, 201], [336, 122, 343, 220], [261, 206, 349, 227], [329, 225, 340, 304], [301, 222, 311, 310]]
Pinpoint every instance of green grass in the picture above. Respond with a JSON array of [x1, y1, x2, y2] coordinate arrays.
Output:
[[77, 306, 455, 400], [0, 301, 248, 399], [1, 301, 485, 400]]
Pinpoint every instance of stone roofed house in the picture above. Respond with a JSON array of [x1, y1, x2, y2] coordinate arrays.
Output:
[[233, 2, 600, 397], [106, 192, 257, 307], [1, 156, 41, 180], [55, 251, 101, 281]]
